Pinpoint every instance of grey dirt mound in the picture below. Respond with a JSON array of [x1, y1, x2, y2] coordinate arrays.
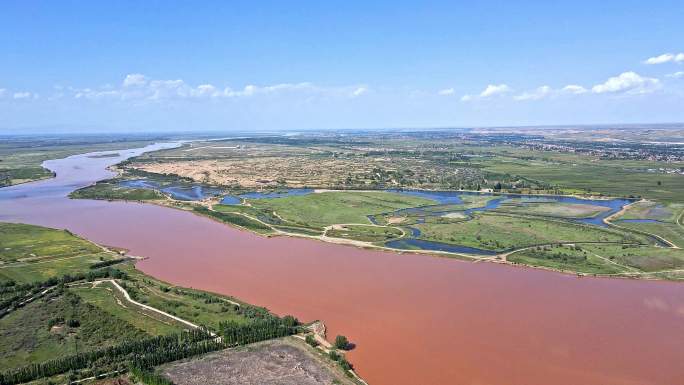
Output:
[[161, 338, 355, 385]]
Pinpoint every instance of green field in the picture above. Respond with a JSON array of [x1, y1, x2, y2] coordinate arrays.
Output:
[[70, 181, 164, 201], [479, 156, 684, 202], [414, 213, 640, 252], [494, 200, 610, 218], [0, 289, 149, 370], [611, 201, 684, 248], [509, 243, 684, 274], [326, 224, 404, 243], [70, 282, 182, 336], [615, 221, 684, 249], [507, 244, 627, 274], [248, 191, 435, 228], [0, 223, 114, 283]]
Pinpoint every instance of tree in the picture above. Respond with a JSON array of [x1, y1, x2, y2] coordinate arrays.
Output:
[[334, 335, 349, 350], [281, 315, 299, 327]]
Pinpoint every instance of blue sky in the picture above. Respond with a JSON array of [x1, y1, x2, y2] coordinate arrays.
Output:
[[1, 1, 683, 132]]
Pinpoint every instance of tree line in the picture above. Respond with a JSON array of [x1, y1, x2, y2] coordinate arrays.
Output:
[[218, 316, 299, 346], [0, 328, 211, 385], [0, 314, 301, 385]]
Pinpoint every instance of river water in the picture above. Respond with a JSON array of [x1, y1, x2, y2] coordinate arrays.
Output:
[[1, 143, 684, 385]]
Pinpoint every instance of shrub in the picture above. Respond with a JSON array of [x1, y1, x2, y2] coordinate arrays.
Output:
[[66, 319, 80, 328], [334, 335, 349, 350], [328, 350, 341, 361], [305, 335, 318, 347]]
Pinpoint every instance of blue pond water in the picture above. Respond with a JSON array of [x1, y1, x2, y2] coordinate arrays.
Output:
[[119, 180, 225, 201], [379, 189, 635, 255], [238, 188, 314, 199], [385, 238, 498, 256], [220, 195, 242, 205]]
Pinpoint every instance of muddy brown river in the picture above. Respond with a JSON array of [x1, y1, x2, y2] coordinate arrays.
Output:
[[1, 143, 683, 385]]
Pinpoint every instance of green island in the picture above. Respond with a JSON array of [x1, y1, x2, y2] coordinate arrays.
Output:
[[0, 222, 362, 385]]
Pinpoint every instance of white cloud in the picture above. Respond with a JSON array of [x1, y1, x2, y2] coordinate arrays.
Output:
[[191, 84, 219, 98], [123, 73, 147, 87], [644, 53, 684, 65], [514, 85, 553, 101], [66, 75, 367, 102], [438, 88, 455, 96], [480, 84, 511, 97], [513, 84, 589, 101], [561, 84, 588, 94], [221, 82, 321, 98], [13, 91, 34, 99], [461, 84, 511, 101], [591, 71, 660, 95], [350, 86, 368, 97], [666, 71, 684, 79], [0, 88, 6, 98]]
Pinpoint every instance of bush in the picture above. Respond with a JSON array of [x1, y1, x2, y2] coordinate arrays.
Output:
[[338, 357, 352, 371], [281, 315, 299, 327], [305, 335, 318, 347], [66, 319, 81, 328], [333, 335, 349, 350], [47, 317, 64, 328], [328, 350, 341, 361]]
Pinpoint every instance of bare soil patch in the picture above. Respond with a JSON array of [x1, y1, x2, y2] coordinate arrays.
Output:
[[162, 338, 356, 385]]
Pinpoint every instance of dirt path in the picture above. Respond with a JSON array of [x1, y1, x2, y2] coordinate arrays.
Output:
[[75, 278, 208, 333], [586, 250, 639, 272]]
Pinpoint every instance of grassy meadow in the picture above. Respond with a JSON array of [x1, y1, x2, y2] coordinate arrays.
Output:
[[414, 213, 641, 252], [248, 191, 435, 228], [0, 223, 113, 283]]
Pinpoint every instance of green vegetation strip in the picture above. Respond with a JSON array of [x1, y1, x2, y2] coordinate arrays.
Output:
[[248, 191, 435, 228]]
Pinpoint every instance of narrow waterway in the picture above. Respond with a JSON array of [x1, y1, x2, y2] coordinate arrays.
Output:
[[1, 143, 683, 385]]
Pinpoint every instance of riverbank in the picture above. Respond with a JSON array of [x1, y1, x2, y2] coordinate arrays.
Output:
[[88, 190, 684, 282]]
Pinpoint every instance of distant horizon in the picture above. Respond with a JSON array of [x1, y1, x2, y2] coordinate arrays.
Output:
[[3, 121, 684, 136]]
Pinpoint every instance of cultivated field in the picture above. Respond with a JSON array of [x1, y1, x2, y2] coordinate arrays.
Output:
[[0, 222, 114, 283]]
